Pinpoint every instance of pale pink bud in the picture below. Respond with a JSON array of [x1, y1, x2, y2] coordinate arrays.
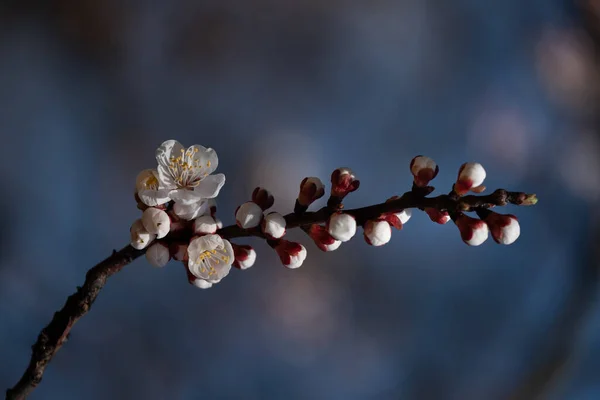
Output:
[[145, 242, 170, 267], [483, 212, 520, 245], [307, 224, 342, 252], [327, 212, 357, 242], [252, 187, 275, 210], [410, 156, 439, 187], [141, 207, 171, 239], [363, 220, 392, 246], [130, 219, 156, 250], [425, 208, 450, 224], [298, 177, 325, 206], [330, 168, 360, 198], [273, 240, 307, 269], [261, 212, 286, 239], [193, 215, 218, 235], [455, 162, 486, 195], [454, 213, 489, 246], [232, 244, 257, 270], [170, 242, 189, 261], [235, 201, 263, 229]]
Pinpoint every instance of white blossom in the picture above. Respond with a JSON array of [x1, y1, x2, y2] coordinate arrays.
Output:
[[262, 212, 286, 239], [155, 140, 226, 205], [455, 162, 486, 195], [485, 213, 521, 245], [327, 212, 357, 242], [455, 214, 489, 246], [193, 215, 218, 235], [233, 245, 257, 270], [364, 220, 392, 246], [130, 219, 155, 250], [136, 169, 171, 207], [274, 241, 307, 269], [141, 207, 171, 239], [146, 242, 170, 267], [187, 234, 234, 283], [410, 156, 439, 187], [235, 201, 263, 229]]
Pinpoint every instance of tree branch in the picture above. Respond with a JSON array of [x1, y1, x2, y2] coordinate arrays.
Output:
[[6, 188, 533, 400]]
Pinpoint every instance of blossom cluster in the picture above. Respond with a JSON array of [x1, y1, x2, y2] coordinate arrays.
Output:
[[130, 140, 537, 290], [131, 140, 236, 289]]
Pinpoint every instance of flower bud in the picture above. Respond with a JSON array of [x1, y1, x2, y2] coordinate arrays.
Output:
[[455, 162, 486, 195], [425, 208, 450, 224], [330, 168, 360, 198], [410, 156, 439, 187], [383, 197, 412, 229], [513, 193, 538, 206], [142, 207, 171, 239], [192, 279, 213, 289], [454, 213, 489, 246], [482, 212, 520, 245], [364, 220, 392, 246], [145, 242, 170, 267], [193, 215, 218, 235], [261, 212, 286, 239], [232, 244, 257, 270], [214, 217, 223, 230], [327, 212, 357, 242], [297, 177, 325, 206], [173, 200, 208, 221], [307, 224, 342, 252], [235, 201, 263, 229], [252, 187, 275, 210], [170, 242, 189, 261], [273, 240, 307, 269], [130, 219, 156, 250]]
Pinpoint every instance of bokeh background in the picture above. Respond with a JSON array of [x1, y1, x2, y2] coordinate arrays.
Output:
[[1, 0, 600, 399]]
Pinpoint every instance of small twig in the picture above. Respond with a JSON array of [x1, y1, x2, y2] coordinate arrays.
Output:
[[6, 188, 532, 400]]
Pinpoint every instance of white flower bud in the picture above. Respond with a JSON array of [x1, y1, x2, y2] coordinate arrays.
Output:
[[262, 212, 286, 239], [410, 156, 439, 187], [454, 214, 489, 246], [455, 162, 486, 195], [235, 201, 263, 229], [233, 245, 256, 270], [484, 213, 520, 245], [364, 220, 392, 246], [193, 215, 218, 235], [142, 207, 171, 239], [396, 209, 412, 225], [327, 213, 356, 242], [286, 244, 307, 269], [214, 217, 223, 229], [145, 242, 170, 267], [130, 219, 156, 250]]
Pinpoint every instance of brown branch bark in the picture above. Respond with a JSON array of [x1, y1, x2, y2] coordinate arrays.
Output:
[[6, 188, 533, 400]]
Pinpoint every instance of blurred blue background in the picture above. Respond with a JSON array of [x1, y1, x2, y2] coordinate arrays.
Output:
[[1, 0, 600, 399]]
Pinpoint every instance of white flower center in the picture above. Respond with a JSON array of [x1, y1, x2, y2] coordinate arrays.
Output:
[[168, 148, 209, 189], [195, 248, 230, 278]]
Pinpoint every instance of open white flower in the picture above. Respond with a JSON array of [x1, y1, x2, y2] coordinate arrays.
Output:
[[155, 140, 226, 205], [187, 234, 234, 283], [141, 207, 171, 239], [136, 169, 171, 207]]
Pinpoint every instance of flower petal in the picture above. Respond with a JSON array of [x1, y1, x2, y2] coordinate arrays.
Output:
[[157, 165, 178, 190], [156, 140, 184, 168], [170, 188, 204, 205], [189, 145, 219, 175], [193, 173, 226, 199], [138, 189, 171, 206], [173, 200, 208, 220]]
